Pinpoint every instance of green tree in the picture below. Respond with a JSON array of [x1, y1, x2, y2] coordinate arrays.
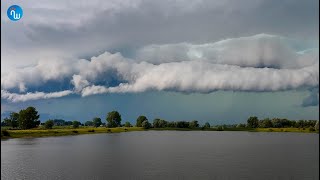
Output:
[[189, 120, 199, 128], [167, 121, 176, 128], [65, 121, 73, 126], [85, 121, 93, 126], [259, 118, 273, 128], [153, 118, 161, 128], [176, 121, 189, 128], [203, 122, 211, 128], [315, 120, 319, 131], [141, 120, 151, 129], [136, 116, 148, 127], [4, 112, 19, 128], [295, 120, 305, 128], [44, 120, 54, 129], [73, 121, 80, 128], [92, 117, 102, 127], [247, 116, 259, 128], [124, 122, 132, 127], [106, 111, 122, 128], [18, 107, 40, 129], [236, 123, 246, 128], [159, 119, 168, 128]]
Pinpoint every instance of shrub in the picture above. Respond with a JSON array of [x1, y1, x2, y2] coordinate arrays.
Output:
[[217, 126, 224, 131], [72, 121, 80, 128], [268, 129, 274, 132], [309, 127, 315, 132], [1, 130, 10, 136], [88, 129, 95, 132], [107, 129, 111, 133], [72, 130, 78, 133], [44, 120, 54, 129]]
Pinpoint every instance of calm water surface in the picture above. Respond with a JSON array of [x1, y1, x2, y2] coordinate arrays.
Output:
[[1, 131, 319, 180]]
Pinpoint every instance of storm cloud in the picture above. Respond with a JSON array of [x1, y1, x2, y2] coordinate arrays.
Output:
[[1, 34, 319, 102]]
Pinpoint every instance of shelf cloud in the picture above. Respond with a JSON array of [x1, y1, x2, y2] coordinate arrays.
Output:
[[1, 34, 318, 103]]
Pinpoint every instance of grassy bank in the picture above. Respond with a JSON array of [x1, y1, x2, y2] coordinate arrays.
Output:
[[1, 127, 318, 139], [152, 127, 318, 133], [1, 127, 144, 139], [254, 128, 317, 133]]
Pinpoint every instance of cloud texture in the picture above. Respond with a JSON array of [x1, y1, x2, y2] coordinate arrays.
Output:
[[1, 34, 319, 102]]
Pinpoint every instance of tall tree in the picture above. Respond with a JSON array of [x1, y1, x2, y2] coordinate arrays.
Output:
[[259, 118, 273, 128], [247, 116, 259, 128], [153, 118, 161, 128], [106, 111, 122, 128], [136, 116, 148, 127], [141, 120, 151, 129], [203, 122, 211, 128], [3, 112, 19, 128], [85, 121, 94, 126], [73, 121, 80, 128], [18, 107, 40, 129], [92, 117, 102, 127], [189, 120, 199, 128]]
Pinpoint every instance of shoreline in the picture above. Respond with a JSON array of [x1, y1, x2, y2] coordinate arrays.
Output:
[[1, 127, 318, 139]]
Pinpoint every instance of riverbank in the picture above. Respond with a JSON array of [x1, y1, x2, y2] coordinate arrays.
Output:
[[1, 127, 144, 139], [1, 126, 318, 139]]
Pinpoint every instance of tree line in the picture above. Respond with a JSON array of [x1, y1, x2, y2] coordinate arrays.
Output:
[[1, 107, 319, 131], [246, 116, 318, 129]]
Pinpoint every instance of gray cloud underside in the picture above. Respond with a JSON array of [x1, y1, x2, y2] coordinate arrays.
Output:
[[1, 34, 319, 102], [1, 0, 318, 72]]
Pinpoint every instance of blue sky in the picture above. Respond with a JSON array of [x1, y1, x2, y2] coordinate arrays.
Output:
[[1, 0, 319, 124]]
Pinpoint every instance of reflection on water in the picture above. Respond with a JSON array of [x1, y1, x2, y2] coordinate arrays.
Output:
[[1, 131, 319, 180]]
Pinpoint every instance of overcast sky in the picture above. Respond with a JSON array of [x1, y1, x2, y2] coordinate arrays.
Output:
[[1, 0, 319, 124]]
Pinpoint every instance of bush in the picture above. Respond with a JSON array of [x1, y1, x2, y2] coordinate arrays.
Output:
[[88, 129, 95, 132], [72, 130, 78, 133], [309, 127, 315, 132], [107, 129, 112, 133], [268, 129, 274, 132], [1, 130, 10, 136], [217, 126, 224, 131], [44, 120, 54, 129], [72, 121, 80, 128]]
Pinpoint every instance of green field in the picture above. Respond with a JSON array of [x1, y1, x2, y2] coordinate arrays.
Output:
[[255, 128, 317, 133], [1, 126, 318, 139], [1, 126, 144, 139]]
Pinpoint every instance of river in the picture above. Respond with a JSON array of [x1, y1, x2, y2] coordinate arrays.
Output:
[[1, 131, 319, 180]]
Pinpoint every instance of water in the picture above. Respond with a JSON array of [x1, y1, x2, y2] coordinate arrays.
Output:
[[1, 131, 319, 180]]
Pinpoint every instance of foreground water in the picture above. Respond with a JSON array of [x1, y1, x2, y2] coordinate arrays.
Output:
[[1, 131, 319, 180]]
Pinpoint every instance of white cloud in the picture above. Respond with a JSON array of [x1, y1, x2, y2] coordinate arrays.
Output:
[[135, 34, 318, 68], [80, 60, 318, 96], [1, 34, 319, 102], [1, 90, 74, 102], [71, 75, 90, 92]]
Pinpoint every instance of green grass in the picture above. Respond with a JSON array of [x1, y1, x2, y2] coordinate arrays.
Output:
[[255, 128, 317, 133], [1, 126, 318, 139], [1, 126, 144, 139]]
